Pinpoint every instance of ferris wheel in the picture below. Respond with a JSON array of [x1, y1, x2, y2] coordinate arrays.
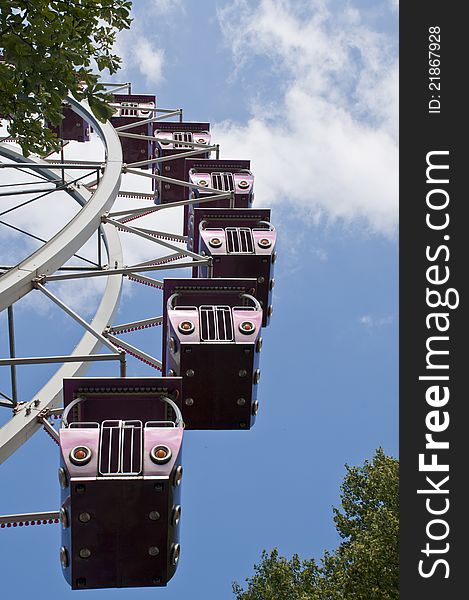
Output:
[[0, 84, 277, 589]]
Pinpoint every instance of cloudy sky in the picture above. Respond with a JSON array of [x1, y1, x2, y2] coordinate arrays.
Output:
[[0, 1, 398, 598]]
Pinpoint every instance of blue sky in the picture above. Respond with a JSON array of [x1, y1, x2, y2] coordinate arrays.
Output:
[[0, 0, 398, 598]]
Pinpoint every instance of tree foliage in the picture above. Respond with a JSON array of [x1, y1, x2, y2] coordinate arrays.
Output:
[[0, 0, 132, 155], [233, 449, 399, 600]]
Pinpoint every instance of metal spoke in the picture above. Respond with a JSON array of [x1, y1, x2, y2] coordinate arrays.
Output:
[[118, 131, 214, 149], [0, 161, 102, 170], [13, 166, 51, 182], [108, 205, 159, 218], [116, 132, 164, 142], [0, 169, 100, 218], [127, 272, 164, 289], [0, 353, 121, 366], [39, 417, 59, 444], [7, 306, 17, 406], [43, 259, 208, 282], [117, 190, 155, 200], [0, 390, 15, 409], [0, 183, 63, 218], [108, 315, 163, 334], [0, 97, 125, 464], [151, 192, 234, 212], [0, 265, 102, 272], [131, 227, 188, 243], [104, 216, 204, 261], [0, 511, 60, 526], [126, 145, 218, 169], [0, 185, 60, 198], [102, 82, 132, 93], [36, 283, 120, 354], [131, 251, 185, 268], [125, 167, 230, 196], [0, 220, 100, 267], [105, 333, 162, 371], [0, 179, 60, 189], [114, 110, 182, 132], [154, 135, 217, 150]]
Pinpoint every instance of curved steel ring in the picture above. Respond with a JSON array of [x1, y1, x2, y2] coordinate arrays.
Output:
[[0, 97, 124, 464]]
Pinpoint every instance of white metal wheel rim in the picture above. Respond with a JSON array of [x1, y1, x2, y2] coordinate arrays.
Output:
[[0, 97, 124, 464]]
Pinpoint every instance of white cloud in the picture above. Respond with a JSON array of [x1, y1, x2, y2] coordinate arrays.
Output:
[[16, 276, 106, 320], [114, 26, 165, 86], [359, 314, 394, 327], [151, 0, 184, 15], [216, 0, 398, 235], [133, 39, 165, 86]]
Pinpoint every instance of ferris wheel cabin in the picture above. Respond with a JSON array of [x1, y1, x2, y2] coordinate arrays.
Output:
[[58, 378, 183, 590], [188, 208, 276, 327], [152, 122, 211, 203], [182, 159, 254, 234], [110, 94, 156, 165], [162, 279, 263, 430], [49, 106, 90, 142]]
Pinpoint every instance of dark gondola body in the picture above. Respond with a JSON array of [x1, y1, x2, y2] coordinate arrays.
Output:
[[59, 377, 183, 590], [110, 94, 156, 165], [182, 158, 254, 234], [162, 279, 262, 430], [152, 122, 211, 203], [189, 208, 276, 326]]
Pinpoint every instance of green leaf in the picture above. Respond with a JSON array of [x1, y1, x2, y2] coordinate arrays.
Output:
[[1, 0, 132, 155], [233, 450, 399, 600]]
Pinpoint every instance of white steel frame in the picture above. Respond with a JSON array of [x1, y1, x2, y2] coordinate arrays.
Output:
[[0, 90, 228, 469], [0, 88, 234, 474], [0, 97, 124, 463]]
